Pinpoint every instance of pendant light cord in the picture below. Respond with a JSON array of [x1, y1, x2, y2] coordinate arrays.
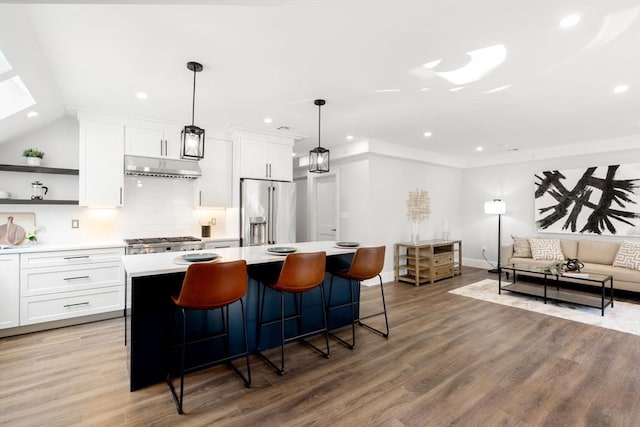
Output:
[[191, 68, 197, 126], [317, 103, 321, 148]]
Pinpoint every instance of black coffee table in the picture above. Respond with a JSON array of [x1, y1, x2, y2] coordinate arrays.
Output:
[[499, 263, 614, 316]]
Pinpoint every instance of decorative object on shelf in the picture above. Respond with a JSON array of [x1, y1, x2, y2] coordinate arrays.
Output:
[[442, 221, 450, 240], [309, 99, 330, 173], [22, 148, 45, 166], [30, 180, 48, 200], [180, 61, 205, 160], [406, 188, 430, 244], [484, 198, 506, 273], [535, 163, 640, 235]]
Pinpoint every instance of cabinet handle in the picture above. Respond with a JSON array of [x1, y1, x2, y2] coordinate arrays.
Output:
[[199, 190, 202, 206], [160, 140, 163, 156], [269, 163, 272, 178], [120, 187, 123, 205], [265, 163, 269, 178], [164, 140, 168, 156], [64, 302, 90, 308], [63, 275, 90, 281], [63, 255, 90, 260]]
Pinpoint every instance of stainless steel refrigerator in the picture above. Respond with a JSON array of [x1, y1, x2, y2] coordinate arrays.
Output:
[[240, 178, 296, 246]]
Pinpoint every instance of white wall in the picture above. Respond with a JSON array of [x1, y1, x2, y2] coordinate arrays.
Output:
[[462, 148, 640, 268]]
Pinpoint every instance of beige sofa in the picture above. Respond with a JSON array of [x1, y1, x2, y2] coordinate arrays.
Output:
[[501, 239, 640, 293]]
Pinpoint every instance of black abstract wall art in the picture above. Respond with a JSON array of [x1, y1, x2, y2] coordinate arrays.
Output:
[[534, 164, 640, 235]]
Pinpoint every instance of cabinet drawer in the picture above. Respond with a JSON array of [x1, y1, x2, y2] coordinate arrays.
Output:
[[20, 286, 124, 325], [20, 263, 124, 297], [434, 265, 454, 279], [433, 253, 453, 266], [21, 248, 124, 269]]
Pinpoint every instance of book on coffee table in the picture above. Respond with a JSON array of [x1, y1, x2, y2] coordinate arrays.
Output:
[[562, 272, 589, 279]]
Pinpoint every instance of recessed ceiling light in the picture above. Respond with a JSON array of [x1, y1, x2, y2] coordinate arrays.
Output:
[[420, 87, 430, 92], [423, 131, 432, 138], [450, 87, 464, 92], [613, 85, 629, 94], [476, 146, 484, 152], [483, 84, 512, 94], [559, 14, 581, 29], [291, 152, 296, 157], [26, 111, 38, 118], [135, 91, 147, 99], [263, 117, 273, 124], [346, 135, 354, 140], [423, 59, 442, 69]]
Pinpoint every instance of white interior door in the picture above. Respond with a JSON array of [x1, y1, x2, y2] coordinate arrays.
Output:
[[315, 174, 337, 241]]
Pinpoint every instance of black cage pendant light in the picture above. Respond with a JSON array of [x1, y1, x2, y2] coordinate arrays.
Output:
[[309, 99, 330, 173], [181, 61, 205, 160]]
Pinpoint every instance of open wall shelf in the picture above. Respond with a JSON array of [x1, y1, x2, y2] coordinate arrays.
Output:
[[0, 164, 79, 175]]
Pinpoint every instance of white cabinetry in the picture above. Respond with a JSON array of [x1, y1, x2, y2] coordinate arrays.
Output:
[[239, 138, 293, 181], [125, 123, 182, 159], [196, 137, 233, 207], [203, 239, 239, 249], [0, 254, 19, 329], [78, 114, 124, 207], [19, 248, 125, 326]]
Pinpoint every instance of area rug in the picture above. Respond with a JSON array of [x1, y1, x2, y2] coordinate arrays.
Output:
[[449, 279, 640, 336]]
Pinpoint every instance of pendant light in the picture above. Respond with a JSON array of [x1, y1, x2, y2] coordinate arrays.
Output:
[[180, 61, 205, 160], [309, 99, 330, 173]]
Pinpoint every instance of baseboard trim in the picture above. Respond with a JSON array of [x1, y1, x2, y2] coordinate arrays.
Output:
[[0, 310, 124, 338]]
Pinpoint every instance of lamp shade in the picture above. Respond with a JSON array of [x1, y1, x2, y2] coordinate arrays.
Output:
[[484, 199, 506, 215]]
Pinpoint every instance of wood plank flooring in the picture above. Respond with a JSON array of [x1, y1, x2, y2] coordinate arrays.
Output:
[[2, 267, 640, 426]]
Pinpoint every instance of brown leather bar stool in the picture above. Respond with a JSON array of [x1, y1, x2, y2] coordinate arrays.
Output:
[[166, 260, 251, 414], [256, 251, 330, 375], [327, 246, 389, 349]]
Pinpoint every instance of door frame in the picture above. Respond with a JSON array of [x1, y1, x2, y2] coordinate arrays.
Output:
[[308, 170, 340, 242]]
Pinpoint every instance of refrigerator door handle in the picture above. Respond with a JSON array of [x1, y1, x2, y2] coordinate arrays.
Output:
[[271, 185, 277, 244], [267, 185, 273, 244]]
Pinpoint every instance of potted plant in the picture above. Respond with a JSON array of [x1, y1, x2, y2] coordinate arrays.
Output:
[[22, 148, 45, 166]]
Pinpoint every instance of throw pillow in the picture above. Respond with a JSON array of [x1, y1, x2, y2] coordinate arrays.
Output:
[[613, 241, 640, 271], [511, 235, 532, 258], [528, 238, 565, 261]]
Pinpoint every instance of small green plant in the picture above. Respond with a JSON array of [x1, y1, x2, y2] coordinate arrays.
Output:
[[22, 148, 45, 159], [547, 261, 565, 276]]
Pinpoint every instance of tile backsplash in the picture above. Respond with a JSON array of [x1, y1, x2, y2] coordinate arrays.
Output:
[[0, 175, 237, 244]]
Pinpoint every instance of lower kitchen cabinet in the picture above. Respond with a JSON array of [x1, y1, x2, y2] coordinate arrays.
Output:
[[1, 246, 125, 335], [0, 254, 20, 329]]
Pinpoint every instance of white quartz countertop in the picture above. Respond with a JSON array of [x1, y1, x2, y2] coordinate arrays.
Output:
[[122, 241, 358, 278], [0, 240, 125, 254]]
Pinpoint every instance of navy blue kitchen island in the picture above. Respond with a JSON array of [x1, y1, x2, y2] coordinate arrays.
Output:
[[122, 242, 358, 391]]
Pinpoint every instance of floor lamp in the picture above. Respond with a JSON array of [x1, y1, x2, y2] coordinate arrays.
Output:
[[484, 199, 506, 274]]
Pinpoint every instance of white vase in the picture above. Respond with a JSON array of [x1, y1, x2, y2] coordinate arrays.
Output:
[[26, 157, 42, 166]]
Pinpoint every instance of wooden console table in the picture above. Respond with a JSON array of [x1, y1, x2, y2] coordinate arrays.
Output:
[[394, 240, 462, 286]]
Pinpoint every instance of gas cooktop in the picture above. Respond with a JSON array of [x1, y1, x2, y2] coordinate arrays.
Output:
[[124, 236, 201, 245]]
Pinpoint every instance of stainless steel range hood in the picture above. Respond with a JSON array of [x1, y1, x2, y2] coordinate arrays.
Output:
[[124, 155, 201, 179]]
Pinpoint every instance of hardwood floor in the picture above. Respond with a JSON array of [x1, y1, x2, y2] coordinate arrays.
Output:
[[2, 267, 640, 426]]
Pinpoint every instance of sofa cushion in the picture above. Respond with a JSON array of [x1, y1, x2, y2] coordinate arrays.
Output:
[[577, 240, 620, 265], [511, 235, 532, 258], [560, 239, 578, 260], [613, 241, 640, 270], [529, 238, 565, 261]]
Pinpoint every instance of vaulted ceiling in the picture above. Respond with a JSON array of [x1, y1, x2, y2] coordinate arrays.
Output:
[[1, 1, 639, 167]]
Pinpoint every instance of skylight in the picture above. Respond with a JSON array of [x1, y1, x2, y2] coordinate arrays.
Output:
[[0, 75, 36, 120], [0, 50, 36, 120], [0, 51, 12, 76]]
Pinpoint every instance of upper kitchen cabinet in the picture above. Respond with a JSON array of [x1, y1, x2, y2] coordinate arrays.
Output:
[[195, 137, 233, 208], [231, 129, 299, 182], [78, 113, 125, 207], [125, 122, 182, 160]]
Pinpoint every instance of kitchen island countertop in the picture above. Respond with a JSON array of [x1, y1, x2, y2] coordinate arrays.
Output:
[[122, 241, 357, 278]]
